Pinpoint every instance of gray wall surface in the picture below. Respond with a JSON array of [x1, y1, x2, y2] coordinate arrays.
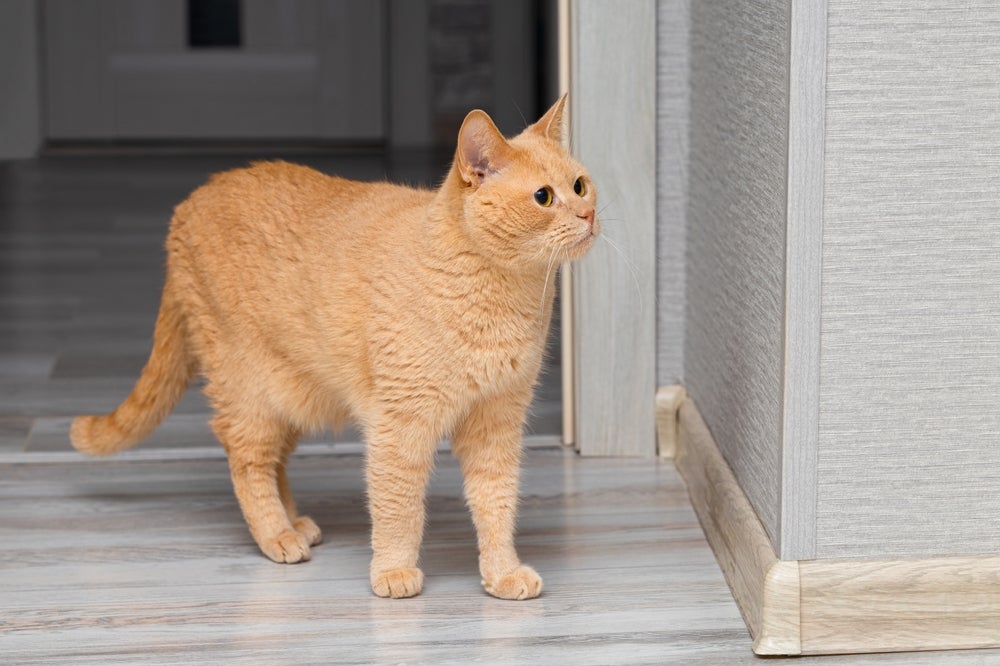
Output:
[[0, 0, 41, 159], [815, 0, 1000, 559], [683, 0, 790, 548]]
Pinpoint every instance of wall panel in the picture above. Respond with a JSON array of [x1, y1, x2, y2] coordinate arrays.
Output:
[[817, 0, 1000, 558], [684, 0, 790, 547]]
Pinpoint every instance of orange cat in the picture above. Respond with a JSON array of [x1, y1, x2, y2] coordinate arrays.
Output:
[[70, 96, 598, 600]]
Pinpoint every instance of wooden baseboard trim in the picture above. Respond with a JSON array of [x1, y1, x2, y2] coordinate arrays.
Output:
[[665, 391, 1000, 656], [654, 385, 686, 458]]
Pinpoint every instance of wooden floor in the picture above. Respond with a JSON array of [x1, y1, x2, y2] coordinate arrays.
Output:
[[3, 154, 1000, 664]]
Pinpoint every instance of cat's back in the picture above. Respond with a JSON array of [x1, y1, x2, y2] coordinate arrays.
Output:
[[172, 160, 431, 247]]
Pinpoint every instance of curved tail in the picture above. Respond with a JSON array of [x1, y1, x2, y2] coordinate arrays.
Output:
[[71, 290, 195, 456]]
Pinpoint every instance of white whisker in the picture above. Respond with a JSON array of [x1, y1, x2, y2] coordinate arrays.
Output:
[[600, 233, 644, 316], [539, 247, 560, 316]]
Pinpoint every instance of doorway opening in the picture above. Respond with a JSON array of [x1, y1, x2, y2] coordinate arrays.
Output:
[[18, 0, 565, 455]]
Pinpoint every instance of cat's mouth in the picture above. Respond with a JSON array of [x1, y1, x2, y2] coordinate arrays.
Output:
[[563, 228, 598, 258]]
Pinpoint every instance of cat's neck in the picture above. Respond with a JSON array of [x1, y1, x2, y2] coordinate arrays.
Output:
[[426, 166, 556, 314]]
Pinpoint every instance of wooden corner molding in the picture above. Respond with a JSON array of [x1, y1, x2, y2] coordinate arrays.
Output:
[[654, 385, 686, 458], [667, 391, 1000, 656]]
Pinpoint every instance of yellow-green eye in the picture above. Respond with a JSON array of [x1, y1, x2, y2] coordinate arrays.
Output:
[[573, 177, 587, 197], [534, 186, 553, 207]]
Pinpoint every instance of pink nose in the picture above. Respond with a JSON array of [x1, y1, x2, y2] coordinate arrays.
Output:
[[577, 207, 596, 230]]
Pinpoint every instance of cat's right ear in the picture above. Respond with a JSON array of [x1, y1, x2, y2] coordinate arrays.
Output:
[[456, 110, 512, 187]]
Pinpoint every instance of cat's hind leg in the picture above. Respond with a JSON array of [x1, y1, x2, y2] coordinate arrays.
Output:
[[276, 442, 322, 547], [212, 411, 313, 563]]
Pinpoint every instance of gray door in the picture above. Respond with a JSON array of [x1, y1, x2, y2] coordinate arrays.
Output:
[[43, 0, 384, 141]]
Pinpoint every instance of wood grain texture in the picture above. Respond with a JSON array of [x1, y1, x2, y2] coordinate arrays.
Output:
[[571, 0, 657, 456], [655, 0, 688, 387], [685, 0, 789, 546], [654, 384, 685, 458], [800, 557, 1000, 655], [674, 394, 1000, 657], [1, 448, 764, 665], [817, 0, 1000, 558], [558, 0, 574, 447], [674, 399, 801, 655], [12, 438, 1000, 664]]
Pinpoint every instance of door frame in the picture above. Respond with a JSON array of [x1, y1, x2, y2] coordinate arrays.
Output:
[[562, 0, 658, 456]]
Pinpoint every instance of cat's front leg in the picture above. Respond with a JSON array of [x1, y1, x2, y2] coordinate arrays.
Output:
[[452, 393, 543, 600], [365, 419, 438, 598]]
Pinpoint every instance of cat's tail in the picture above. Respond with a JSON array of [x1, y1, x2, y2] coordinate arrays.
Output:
[[70, 287, 195, 456]]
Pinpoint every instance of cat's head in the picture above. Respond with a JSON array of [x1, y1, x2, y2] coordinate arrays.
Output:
[[452, 95, 599, 268]]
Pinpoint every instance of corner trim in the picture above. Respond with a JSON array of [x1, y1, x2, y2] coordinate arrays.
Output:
[[654, 385, 686, 458], [780, 0, 826, 561], [667, 392, 1000, 656]]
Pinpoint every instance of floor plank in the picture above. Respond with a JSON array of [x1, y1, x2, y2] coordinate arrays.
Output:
[[4, 449, 1000, 664], [0, 449, 744, 665]]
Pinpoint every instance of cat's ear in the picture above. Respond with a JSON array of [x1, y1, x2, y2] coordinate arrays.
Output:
[[527, 93, 568, 143], [457, 110, 512, 187]]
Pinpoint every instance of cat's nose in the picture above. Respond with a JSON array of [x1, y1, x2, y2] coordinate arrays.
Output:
[[577, 207, 596, 230]]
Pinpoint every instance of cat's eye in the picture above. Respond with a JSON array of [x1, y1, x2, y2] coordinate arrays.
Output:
[[534, 186, 554, 207], [573, 177, 587, 197]]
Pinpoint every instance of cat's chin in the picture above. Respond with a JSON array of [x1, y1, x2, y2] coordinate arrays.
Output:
[[561, 232, 598, 261]]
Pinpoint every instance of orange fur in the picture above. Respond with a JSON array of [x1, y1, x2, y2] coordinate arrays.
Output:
[[70, 96, 598, 599]]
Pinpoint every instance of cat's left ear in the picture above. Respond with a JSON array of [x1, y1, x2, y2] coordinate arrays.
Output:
[[457, 110, 513, 187], [527, 93, 568, 143]]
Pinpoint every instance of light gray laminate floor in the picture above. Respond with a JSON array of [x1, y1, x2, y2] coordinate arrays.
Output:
[[5, 448, 1000, 665], [3, 156, 1000, 664]]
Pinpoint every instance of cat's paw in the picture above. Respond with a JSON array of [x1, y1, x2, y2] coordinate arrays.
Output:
[[483, 565, 543, 600], [293, 516, 323, 546], [259, 529, 311, 564], [371, 567, 424, 599]]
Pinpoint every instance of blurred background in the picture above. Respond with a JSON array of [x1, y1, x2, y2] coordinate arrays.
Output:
[[0, 0, 565, 456], [4, 0, 559, 156]]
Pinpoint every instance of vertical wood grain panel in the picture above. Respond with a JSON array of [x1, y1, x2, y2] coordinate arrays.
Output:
[[572, 0, 657, 456], [685, 0, 790, 544], [817, 0, 1000, 558], [558, 0, 574, 446], [655, 0, 688, 387]]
